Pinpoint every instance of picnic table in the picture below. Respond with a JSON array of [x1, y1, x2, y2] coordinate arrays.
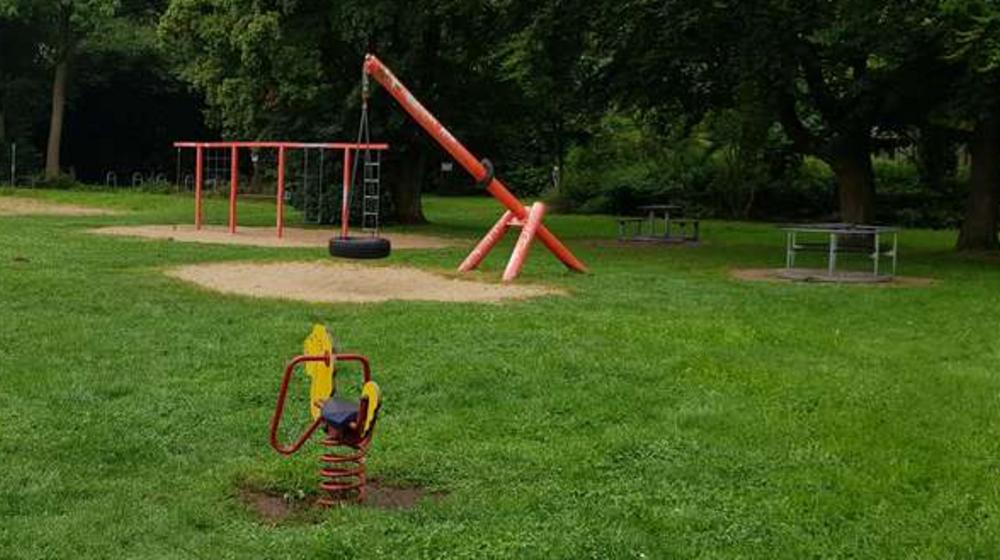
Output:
[[780, 223, 900, 278], [618, 204, 700, 243]]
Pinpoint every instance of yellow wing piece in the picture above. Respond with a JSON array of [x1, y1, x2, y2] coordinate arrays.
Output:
[[303, 324, 335, 419], [360, 381, 381, 435]]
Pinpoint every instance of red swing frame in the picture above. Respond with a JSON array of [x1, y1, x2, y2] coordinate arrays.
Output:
[[172, 141, 388, 238]]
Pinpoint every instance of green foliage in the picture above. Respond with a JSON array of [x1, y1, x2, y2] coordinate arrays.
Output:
[[560, 111, 832, 220], [558, 112, 709, 214]]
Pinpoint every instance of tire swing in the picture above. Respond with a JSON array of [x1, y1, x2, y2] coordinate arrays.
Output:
[[329, 72, 392, 260]]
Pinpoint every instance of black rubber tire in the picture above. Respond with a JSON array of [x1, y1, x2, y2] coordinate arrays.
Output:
[[328, 236, 392, 259]]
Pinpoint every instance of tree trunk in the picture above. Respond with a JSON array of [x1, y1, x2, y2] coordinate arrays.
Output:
[[826, 139, 875, 223], [956, 116, 1000, 251], [388, 145, 427, 224], [45, 59, 68, 180]]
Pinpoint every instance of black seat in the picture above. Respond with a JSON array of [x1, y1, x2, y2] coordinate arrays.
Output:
[[321, 397, 359, 429]]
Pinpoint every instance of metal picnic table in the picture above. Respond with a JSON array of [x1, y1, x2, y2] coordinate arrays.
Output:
[[618, 204, 699, 243], [780, 223, 900, 278]]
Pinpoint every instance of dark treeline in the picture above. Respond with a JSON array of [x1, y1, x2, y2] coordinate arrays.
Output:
[[2, 1, 999, 249]]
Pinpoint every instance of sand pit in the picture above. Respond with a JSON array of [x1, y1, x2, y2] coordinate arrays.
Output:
[[0, 197, 120, 216], [730, 268, 936, 286], [165, 261, 564, 303], [91, 224, 455, 250]]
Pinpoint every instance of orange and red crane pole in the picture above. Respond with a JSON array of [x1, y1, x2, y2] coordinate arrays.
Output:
[[362, 54, 587, 277]]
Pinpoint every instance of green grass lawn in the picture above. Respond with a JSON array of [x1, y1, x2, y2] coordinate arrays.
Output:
[[2, 188, 1000, 558]]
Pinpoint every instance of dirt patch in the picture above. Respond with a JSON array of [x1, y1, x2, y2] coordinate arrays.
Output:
[[165, 261, 563, 303], [239, 480, 445, 523], [91, 224, 455, 250], [730, 267, 936, 286], [365, 479, 447, 510], [0, 197, 120, 216], [238, 487, 320, 525]]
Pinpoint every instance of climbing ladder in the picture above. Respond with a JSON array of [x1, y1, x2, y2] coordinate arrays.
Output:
[[361, 151, 381, 233]]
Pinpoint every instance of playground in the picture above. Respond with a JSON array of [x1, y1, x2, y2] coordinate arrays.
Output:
[[3, 187, 1000, 558]]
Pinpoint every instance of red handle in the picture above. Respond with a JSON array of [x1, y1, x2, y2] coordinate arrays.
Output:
[[268, 354, 329, 455]]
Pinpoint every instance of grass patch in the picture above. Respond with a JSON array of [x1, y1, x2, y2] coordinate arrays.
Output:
[[2, 189, 999, 558]]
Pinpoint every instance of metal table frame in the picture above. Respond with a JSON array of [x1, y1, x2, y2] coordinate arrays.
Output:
[[781, 223, 900, 277], [618, 204, 698, 242]]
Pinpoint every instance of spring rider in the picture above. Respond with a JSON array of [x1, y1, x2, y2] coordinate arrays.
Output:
[[268, 325, 382, 504]]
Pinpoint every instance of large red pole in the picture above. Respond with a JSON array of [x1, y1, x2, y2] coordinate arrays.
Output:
[[362, 54, 586, 273], [229, 145, 238, 233], [341, 149, 352, 238], [194, 146, 203, 230], [276, 146, 286, 238]]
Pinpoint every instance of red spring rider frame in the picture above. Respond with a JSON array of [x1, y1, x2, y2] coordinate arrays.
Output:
[[362, 54, 588, 281], [269, 325, 382, 504]]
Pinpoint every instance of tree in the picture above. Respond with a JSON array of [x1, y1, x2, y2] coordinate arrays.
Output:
[[495, 0, 595, 180], [937, 1, 1000, 250], [21, 0, 120, 179], [0, 0, 33, 145], [596, 0, 942, 223]]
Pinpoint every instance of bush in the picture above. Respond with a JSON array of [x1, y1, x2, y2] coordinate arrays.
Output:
[[557, 112, 833, 219], [555, 113, 714, 214]]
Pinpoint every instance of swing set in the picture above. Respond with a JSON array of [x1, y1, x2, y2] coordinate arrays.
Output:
[[172, 140, 388, 240], [174, 54, 587, 280]]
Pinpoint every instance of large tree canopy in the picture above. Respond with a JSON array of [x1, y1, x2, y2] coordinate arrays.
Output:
[[597, 0, 946, 223]]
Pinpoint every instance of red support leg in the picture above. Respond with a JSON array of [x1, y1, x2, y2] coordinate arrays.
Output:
[[194, 146, 203, 230], [459, 210, 516, 272], [229, 145, 238, 233], [276, 147, 286, 238], [341, 149, 352, 238], [503, 202, 547, 282]]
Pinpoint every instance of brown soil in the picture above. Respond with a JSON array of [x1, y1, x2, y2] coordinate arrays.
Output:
[[365, 479, 446, 510], [238, 487, 319, 525], [0, 196, 120, 216], [239, 480, 444, 523], [91, 224, 454, 250], [165, 261, 563, 303], [730, 268, 936, 286]]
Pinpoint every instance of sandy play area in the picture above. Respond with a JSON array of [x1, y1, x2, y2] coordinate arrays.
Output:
[[730, 268, 935, 286], [165, 261, 563, 303], [91, 224, 455, 250], [0, 197, 120, 216]]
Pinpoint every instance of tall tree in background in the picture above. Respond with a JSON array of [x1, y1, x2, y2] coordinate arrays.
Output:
[[939, 1, 1000, 250], [598, 0, 941, 223], [0, 0, 35, 147], [29, 0, 121, 178], [496, 0, 595, 176]]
